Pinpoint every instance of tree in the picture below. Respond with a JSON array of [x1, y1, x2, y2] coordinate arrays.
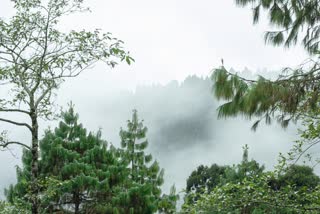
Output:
[[186, 164, 227, 194], [183, 145, 265, 212], [157, 185, 179, 214], [211, 1, 320, 176], [185, 145, 264, 194], [182, 147, 320, 213], [182, 171, 320, 214], [236, 144, 265, 180], [270, 165, 320, 191], [7, 108, 178, 213], [276, 110, 320, 170], [0, 0, 133, 213], [119, 110, 177, 213], [212, 0, 320, 129], [0, 201, 29, 214], [184, 164, 229, 207], [6, 106, 130, 213]]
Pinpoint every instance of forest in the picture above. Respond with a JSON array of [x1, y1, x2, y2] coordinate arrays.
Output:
[[1, 0, 320, 213]]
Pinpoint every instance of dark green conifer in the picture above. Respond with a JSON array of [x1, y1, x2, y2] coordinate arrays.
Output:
[[7, 108, 177, 213], [7, 107, 128, 213], [119, 109, 166, 213]]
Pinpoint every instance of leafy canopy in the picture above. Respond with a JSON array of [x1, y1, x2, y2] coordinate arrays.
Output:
[[0, 0, 133, 120], [183, 146, 320, 213], [0, 1, 133, 212]]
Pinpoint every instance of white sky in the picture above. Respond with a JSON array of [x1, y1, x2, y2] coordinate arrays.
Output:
[[1, 0, 308, 90]]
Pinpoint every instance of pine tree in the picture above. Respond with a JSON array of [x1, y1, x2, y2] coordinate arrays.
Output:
[[5, 149, 32, 209], [119, 110, 175, 213], [41, 107, 131, 213], [120, 110, 164, 185], [157, 185, 179, 214], [6, 107, 129, 213], [7, 107, 177, 213], [236, 145, 265, 180]]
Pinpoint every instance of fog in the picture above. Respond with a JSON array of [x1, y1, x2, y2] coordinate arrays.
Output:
[[0, 0, 307, 205], [58, 72, 298, 195], [0, 71, 298, 204]]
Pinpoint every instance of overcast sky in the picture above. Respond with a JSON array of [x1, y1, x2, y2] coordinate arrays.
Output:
[[1, 0, 309, 90], [0, 0, 308, 200]]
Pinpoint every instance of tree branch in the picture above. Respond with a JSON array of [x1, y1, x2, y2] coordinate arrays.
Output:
[[35, 84, 55, 108], [0, 108, 30, 114], [32, 7, 51, 94], [0, 117, 32, 131], [0, 141, 31, 150]]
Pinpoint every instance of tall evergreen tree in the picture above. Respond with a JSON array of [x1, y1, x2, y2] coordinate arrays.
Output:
[[6, 107, 129, 213], [236, 144, 265, 180], [119, 110, 177, 213], [120, 110, 164, 187], [7, 107, 177, 213]]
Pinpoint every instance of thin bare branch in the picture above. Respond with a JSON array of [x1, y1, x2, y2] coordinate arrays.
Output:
[[0, 141, 31, 150], [0, 108, 30, 114], [293, 139, 320, 165], [0, 117, 32, 131]]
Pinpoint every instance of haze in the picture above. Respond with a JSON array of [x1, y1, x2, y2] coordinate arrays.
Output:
[[0, 0, 308, 203]]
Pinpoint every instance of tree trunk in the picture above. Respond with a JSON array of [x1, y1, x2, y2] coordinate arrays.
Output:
[[30, 109, 39, 214], [74, 192, 80, 214]]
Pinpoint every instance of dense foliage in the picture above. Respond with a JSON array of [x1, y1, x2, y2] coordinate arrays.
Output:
[[182, 147, 320, 213], [0, 201, 29, 214], [5, 107, 177, 213]]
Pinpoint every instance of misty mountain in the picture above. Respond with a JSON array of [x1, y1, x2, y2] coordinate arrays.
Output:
[[81, 72, 298, 196], [0, 71, 298, 203], [134, 76, 217, 152]]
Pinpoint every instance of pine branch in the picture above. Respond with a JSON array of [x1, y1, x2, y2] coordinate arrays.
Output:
[[222, 66, 257, 83]]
